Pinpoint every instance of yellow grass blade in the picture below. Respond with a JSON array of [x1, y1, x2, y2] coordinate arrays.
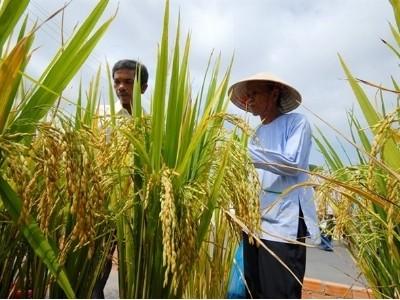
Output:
[[0, 35, 32, 133]]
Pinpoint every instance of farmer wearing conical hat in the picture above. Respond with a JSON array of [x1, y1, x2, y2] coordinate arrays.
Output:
[[229, 73, 320, 298]]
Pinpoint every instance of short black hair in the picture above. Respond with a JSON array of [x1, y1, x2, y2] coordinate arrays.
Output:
[[112, 59, 149, 86]]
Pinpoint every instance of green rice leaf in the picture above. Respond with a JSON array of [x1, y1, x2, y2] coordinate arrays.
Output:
[[176, 75, 228, 176], [196, 139, 231, 249], [83, 65, 101, 126], [106, 61, 116, 125], [347, 111, 370, 161], [0, 0, 29, 56], [133, 65, 142, 118], [339, 54, 381, 126], [382, 38, 400, 59], [389, 22, 400, 48], [151, 0, 169, 171], [75, 79, 83, 129], [339, 54, 400, 170], [391, 76, 400, 91], [17, 14, 29, 42], [122, 128, 151, 167], [204, 56, 221, 111], [313, 134, 339, 172], [174, 35, 192, 169], [390, 0, 400, 32], [9, 0, 113, 136], [164, 16, 181, 166]]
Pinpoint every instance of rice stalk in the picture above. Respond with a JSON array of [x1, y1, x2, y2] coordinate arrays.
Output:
[[313, 3, 400, 294]]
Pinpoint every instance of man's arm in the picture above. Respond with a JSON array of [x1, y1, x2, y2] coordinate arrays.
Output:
[[248, 116, 311, 176]]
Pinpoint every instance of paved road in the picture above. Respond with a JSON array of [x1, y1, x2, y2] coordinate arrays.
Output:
[[305, 240, 367, 287], [104, 240, 367, 298]]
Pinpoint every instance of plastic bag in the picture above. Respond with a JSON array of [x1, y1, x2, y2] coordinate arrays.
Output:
[[227, 240, 246, 298]]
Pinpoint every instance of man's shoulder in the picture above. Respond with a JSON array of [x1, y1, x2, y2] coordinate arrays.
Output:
[[283, 112, 305, 119], [117, 108, 131, 117], [98, 103, 123, 116], [280, 113, 311, 132], [283, 112, 309, 123]]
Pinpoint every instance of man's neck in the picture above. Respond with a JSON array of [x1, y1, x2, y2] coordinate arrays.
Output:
[[260, 110, 282, 124], [122, 104, 132, 115]]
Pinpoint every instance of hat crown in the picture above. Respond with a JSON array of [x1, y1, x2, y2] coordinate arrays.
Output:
[[239, 73, 292, 88], [245, 72, 283, 82], [228, 72, 302, 113]]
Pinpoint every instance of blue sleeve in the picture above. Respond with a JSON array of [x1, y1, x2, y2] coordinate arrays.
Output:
[[248, 116, 311, 176]]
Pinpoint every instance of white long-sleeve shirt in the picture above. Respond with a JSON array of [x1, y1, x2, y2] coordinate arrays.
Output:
[[248, 113, 320, 244]]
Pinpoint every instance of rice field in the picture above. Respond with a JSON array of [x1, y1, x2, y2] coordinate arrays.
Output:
[[0, 0, 399, 298]]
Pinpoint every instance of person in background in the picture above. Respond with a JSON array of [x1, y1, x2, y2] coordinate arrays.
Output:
[[228, 73, 320, 298], [112, 59, 148, 115], [92, 59, 149, 298], [314, 186, 335, 252], [319, 217, 334, 252]]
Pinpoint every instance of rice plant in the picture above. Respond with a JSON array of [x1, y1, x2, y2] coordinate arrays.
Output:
[[107, 2, 260, 297], [0, 0, 114, 297], [1, 0, 261, 298], [314, 1, 400, 297], [183, 208, 239, 298]]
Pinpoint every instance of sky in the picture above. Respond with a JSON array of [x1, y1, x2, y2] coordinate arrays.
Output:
[[25, 0, 397, 166]]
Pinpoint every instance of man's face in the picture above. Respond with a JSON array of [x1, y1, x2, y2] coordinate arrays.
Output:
[[244, 83, 278, 117], [113, 68, 136, 106]]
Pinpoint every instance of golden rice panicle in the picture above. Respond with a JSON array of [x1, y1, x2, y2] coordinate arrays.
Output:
[[214, 113, 254, 136], [59, 125, 106, 261], [64, 135, 82, 241], [367, 114, 394, 192], [86, 155, 107, 256], [90, 166, 105, 214], [63, 131, 80, 212], [314, 183, 333, 221], [386, 176, 399, 261], [38, 130, 62, 233], [176, 182, 206, 286], [331, 187, 352, 238], [246, 161, 262, 234], [80, 144, 95, 251], [143, 175, 155, 209], [159, 168, 178, 289], [100, 119, 136, 175], [20, 169, 41, 223], [62, 128, 98, 255], [6, 125, 65, 229], [386, 174, 398, 208], [85, 130, 107, 211], [5, 144, 36, 224], [58, 238, 74, 266], [225, 140, 260, 238], [176, 208, 197, 293]]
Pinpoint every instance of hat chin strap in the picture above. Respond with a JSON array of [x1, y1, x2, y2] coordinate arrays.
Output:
[[260, 90, 282, 124], [261, 111, 282, 124], [260, 103, 282, 124]]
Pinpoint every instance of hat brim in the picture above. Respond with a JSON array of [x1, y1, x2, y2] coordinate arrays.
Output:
[[228, 77, 302, 113]]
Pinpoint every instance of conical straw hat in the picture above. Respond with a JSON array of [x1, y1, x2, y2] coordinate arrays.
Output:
[[228, 73, 302, 113]]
